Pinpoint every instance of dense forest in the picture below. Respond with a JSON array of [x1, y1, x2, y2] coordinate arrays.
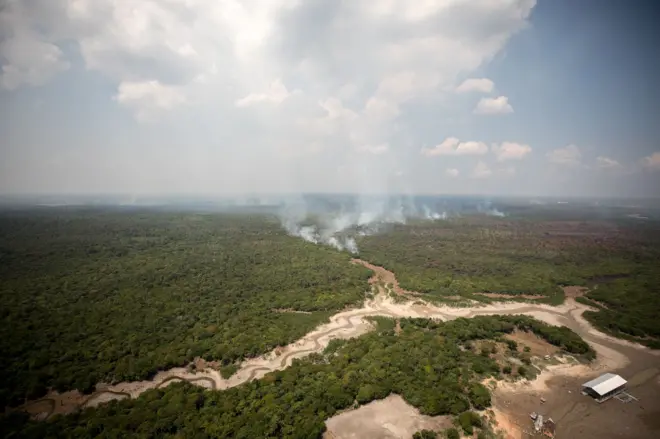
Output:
[[0, 209, 371, 406], [357, 216, 660, 346], [1, 314, 592, 438]]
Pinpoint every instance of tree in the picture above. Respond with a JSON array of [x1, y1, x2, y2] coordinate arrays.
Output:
[[445, 427, 460, 439], [413, 429, 438, 439], [468, 383, 491, 410]]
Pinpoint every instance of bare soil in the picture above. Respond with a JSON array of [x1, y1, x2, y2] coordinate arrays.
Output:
[[506, 330, 560, 357], [352, 259, 420, 296], [323, 394, 452, 439]]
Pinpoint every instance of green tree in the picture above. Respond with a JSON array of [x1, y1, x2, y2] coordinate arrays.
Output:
[[413, 429, 438, 439]]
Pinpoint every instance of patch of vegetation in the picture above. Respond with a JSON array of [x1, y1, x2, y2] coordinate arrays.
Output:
[[358, 216, 660, 346], [0, 315, 591, 438], [457, 411, 482, 435], [219, 364, 239, 379], [0, 209, 371, 406], [580, 268, 660, 348], [357, 217, 658, 306], [413, 429, 437, 439]]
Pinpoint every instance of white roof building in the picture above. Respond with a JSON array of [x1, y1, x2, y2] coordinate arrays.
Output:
[[582, 373, 627, 397]]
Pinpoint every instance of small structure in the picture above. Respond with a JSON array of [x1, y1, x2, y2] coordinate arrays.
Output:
[[582, 373, 627, 403], [534, 414, 544, 432], [542, 418, 556, 437]]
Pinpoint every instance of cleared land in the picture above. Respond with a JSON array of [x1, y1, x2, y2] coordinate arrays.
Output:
[[323, 394, 453, 439]]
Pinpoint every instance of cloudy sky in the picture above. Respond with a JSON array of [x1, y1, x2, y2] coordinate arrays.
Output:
[[1, 0, 659, 197]]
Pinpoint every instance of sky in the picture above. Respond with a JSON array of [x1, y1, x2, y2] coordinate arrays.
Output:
[[1, 0, 659, 198]]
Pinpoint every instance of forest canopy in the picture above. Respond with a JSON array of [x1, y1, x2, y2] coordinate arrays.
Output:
[[357, 216, 660, 346], [0, 209, 371, 406], [1, 314, 592, 438]]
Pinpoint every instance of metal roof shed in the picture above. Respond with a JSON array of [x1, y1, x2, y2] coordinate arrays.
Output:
[[582, 373, 626, 401]]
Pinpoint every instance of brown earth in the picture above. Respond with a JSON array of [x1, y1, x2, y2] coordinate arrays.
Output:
[[562, 286, 588, 298], [505, 330, 560, 357], [323, 394, 453, 439], [352, 259, 420, 296]]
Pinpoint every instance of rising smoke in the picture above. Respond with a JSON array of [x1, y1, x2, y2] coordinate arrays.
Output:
[[277, 194, 450, 254]]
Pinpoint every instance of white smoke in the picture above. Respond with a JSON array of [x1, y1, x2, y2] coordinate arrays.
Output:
[[477, 200, 507, 218], [277, 195, 452, 253], [422, 205, 447, 220]]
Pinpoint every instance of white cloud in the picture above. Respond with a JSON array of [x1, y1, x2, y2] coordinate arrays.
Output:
[[596, 156, 621, 169], [474, 96, 514, 115], [547, 144, 582, 166], [642, 152, 660, 171], [498, 166, 516, 176], [114, 80, 186, 122], [492, 142, 532, 161], [446, 168, 460, 177], [455, 78, 494, 94], [0, 33, 70, 89], [0, 0, 538, 193], [422, 137, 488, 157], [472, 161, 492, 179], [235, 79, 295, 107], [357, 144, 389, 155]]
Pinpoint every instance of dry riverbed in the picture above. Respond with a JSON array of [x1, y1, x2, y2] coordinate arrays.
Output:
[[20, 259, 660, 439]]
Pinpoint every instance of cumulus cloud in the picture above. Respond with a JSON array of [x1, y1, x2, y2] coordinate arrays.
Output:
[[0, 33, 69, 89], [446, 168, 459, 177], [596, 156, 621, 169], [492, 142, 532, 161], [235, 79, 295, 107], [547, 144, 582, 166], [472, 162, 492, 179], [114, 80, 186, 121], [357, 144, 389, 155], [455, 78, 494, 94], [474, 96, 514, 115], [0, 0, 537, 193], [422, 137, 488, 157], [642, 152, 660, 171]]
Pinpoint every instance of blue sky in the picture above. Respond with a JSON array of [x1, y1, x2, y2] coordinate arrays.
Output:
[[1, 0, 658, 197]]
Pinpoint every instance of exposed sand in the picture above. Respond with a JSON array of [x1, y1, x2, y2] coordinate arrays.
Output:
[[19, 258, 660, 434], [323, 394, 452, 439], [490, 408, 523, 439]]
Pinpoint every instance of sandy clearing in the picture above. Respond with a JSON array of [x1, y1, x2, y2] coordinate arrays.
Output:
[[323, 394, 452, 439], [505, 330, 559, 357], [83, 392, 129, 408], [490, 408, 523, 439], [18, 258, 659, 427]]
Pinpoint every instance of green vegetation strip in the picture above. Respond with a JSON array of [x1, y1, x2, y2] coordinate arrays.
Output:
[[1, 315, 593, 438]]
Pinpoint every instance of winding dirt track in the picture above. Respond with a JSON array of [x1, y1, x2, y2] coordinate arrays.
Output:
[[20, 259, 658, 421]]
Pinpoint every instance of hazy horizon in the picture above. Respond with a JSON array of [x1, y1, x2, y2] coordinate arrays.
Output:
[[2, 0, 659, 198]]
